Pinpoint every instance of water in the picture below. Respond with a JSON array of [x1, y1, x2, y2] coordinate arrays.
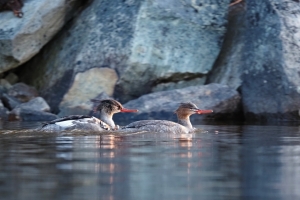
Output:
[[0, 122, 300, 200]]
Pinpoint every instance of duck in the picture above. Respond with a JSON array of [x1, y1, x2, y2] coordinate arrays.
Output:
[[40, 99, 138, 132], [122, 102, 213, 134]]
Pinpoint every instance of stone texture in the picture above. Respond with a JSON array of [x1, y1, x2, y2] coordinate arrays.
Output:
[[1, 93, 21, 110], [115, 0, 230, 102], [0, 101, 8, 120], [8, 108, 58, 121], [114, 83, 242, 125], [14, 97, 50, 112], [0, 79, 12, 94], [207, 1, 245, 89], [0, 0, 81, 73], [8, 82, 38, 102], [5, 72, 18, 84], [58, 68, 118, 117], [207, 0, 300, 121], [19, 0, 230, 112]]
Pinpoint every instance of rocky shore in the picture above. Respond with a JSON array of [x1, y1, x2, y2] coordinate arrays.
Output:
[[0, 0, 299, 123]]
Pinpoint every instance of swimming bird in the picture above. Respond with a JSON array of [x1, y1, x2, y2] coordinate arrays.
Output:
[[40, 99, 138, 132], [122, 102, 213, 134]]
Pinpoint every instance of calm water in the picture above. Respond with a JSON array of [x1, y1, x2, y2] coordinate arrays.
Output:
[[0, 121, 299, 200]]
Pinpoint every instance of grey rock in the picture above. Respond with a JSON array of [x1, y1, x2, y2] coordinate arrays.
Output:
[[19, 0, 230, 112], [0, 79, 12, 95], [5, 73, 19, 85], [0, 101, 8, 120], [208, 0, 300, 121], [114, 83, 242, 125], [8, 82, 38, 102], [1, 93, 21, 110], [14, 97, 50, 112], [0, 0, 82, 73], [207, 1, 245, 89], [9, 108, 58, 121]]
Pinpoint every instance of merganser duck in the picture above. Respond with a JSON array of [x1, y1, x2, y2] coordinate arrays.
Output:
[[122, 102, 213, 134], [40, 99, 138, 132]]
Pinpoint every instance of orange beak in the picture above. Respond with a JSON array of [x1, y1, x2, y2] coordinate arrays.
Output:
[[120, 108, 138, 113], [196, 109, 213, 114]]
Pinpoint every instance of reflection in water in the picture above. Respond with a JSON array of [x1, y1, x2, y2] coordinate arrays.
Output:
[[0, 125, 299, 199]]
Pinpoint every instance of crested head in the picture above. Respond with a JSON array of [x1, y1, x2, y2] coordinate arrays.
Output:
[[175, 102, 213, 116], [91, 99, 138, 115], [178, 102, 199, 110], [175, 102, 199, 115], [91, 99, 123, 115]]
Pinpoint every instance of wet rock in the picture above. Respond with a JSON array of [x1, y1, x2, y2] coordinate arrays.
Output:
[[9, 108, 58, 121], [207, 0, 300, 121], [0, 0, 82, 73], [14, 97, 50, 112], [114, 83, 242, 125], [8, 82, 38, 102], [1, 93, 21, 110], [19, 0, 230, 112]]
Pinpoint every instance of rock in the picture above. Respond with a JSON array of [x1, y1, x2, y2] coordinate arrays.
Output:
[[207, 0, 300, 121], [0, 101, 8, 120], [114, 83, 242, 125], [0, 79, 12, 95], [114, 0, 229, 102], [5, 72, 19, 84], [58, 68, 118, 116], [8, 82, 38, 102], [151, 78, 206, 93], [14, 97, 50, 112], [8, 108, 58, 121], [19, 0, 230, 112], [0, 0, 82, 73], [207, 0, 245, 90], [1, 93, 21, 110]]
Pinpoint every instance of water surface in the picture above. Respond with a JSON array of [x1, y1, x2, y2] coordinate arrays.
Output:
[[0, 122, 299, 200]]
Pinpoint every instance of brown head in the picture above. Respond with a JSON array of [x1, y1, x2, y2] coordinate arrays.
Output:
[[5, 0, 24, 18], [91, 99, 138, 115], [175, 102, 213, 118]]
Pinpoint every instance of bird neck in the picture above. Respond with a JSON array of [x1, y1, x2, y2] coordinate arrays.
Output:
[[177, 114, 193, 130], [100, 111, 115, 129]]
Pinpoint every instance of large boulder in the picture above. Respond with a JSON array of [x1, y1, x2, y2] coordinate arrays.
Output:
[[114, 83, 242, 125], [208, 0, 300, 121], [0, 0, 82, 73], [18, 0, 230, 114]]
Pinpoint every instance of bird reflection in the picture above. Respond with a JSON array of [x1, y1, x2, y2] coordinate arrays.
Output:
[[176, 133, 194, 148]]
